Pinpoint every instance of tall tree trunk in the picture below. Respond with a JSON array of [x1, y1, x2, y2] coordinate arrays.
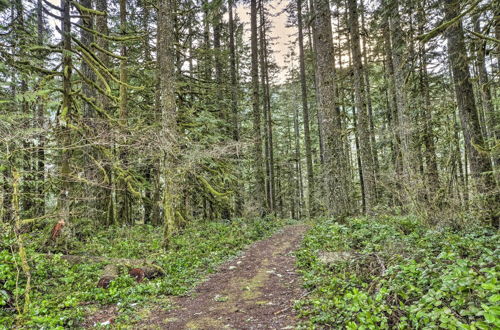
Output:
[[343, 8, 364, 214], [140, 0, 153, 224], [348, 0, 376, 213], [81, 0, 95, 119], [158, 0, 179, 246], [297, 0, 314, 217], [95, 0, 114, 226], [444, 0, 496, 226], [202, 0, 211, 81], [118, 0, 131, 225], [313, 0, 354, 218], [228, 0, 243, 216], [285, 101, 296, 218], [259, 3, 275, 214], [2, 6, 17, 223], [293, 91, 304, 218], [308, 0, 325, 165], [142, 0, 151, 63], [360, 0, 379, 180], [36, 0, 45, 217], [213, 2, 225, 126], [388, 0, 413, 183], [250, 0, 266, 214], [14, 0, 33, 217], [351, 92, 366, 214], [58, 0, 73, 227], [259, 6, 271, 212], [417, 3, 439, 198], [382, 2, 403, 201], [473, 16, 498, 175], [80, 0, 97, 221]]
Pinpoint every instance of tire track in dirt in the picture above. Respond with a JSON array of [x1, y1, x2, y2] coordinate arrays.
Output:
[[145, 223, 308, 329]]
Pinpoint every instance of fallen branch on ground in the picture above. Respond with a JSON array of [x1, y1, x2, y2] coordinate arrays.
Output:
[[46, 254, 165, 287]]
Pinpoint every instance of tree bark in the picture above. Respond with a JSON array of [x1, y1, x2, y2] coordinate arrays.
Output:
[[473, 16, 498, 173], [251, 0, 266, 214], [36, 0, 46, 217], [58, 0, 72, 228], [360, 0, 379, 180], [388, 0, 413, 182], [417, 3, 439, 197], [259, 2, 275, 214], [313, 0, 354, 218], [308, 0, 325, 166], [348, 0, 376, 213], [228, 0, 243, 216], [118, 0, 131, 225], [158, 0, 179, 245], [297, 0, 314, 217], [444, 0, 496, 226], [95, 0, 114, 226], [381, 1, 403, 201]]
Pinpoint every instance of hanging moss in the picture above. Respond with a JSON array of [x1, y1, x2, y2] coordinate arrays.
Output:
[[73, 66, 117, 103], [417, 0, 481, 43], [76, 92, 120, 125], [465, 29, 500, 44], [197, 176, 231, 197], [71, 1, 107, 16], [75, 43, 144, 91], [90, 42, 127, 60]]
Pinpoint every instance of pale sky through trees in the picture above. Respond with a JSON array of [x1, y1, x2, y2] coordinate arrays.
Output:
[[235, 0, 295, 83], [47, 0, 294, 83]]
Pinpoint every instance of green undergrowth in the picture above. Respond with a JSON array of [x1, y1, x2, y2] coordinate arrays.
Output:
[[0, 217, 290, 328], [295, 216, 499, 329]]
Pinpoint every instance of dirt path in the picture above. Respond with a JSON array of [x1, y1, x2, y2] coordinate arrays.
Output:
[[144, 224, 308, 329]]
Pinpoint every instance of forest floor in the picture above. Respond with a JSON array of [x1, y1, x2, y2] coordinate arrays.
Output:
[[130, 223, 308, 329]]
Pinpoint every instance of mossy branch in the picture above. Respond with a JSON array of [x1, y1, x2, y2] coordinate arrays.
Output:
[[417, 0, 481, 43], [465, 29, 500, 44], [73, 40, 144, 90], [197, 176, 231, 197], [71, 1, 106, 16], [74, 92, 121, 127], [72, 66, 117, 104], [72, 46, 113, 95], [90, 42, 127, 60]]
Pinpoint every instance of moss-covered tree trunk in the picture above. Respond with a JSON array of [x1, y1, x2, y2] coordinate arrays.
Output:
[[158, 0, 179, 246], [348, 0, 376, 214], [381, 2, 403, 205], [444, 0, 497, 226], [313, 0, 354, 218], [95, 0, 115, 226], [118, 0, 131, 225], [250, 0, 266, 215], [58, 0, 73, 228], [297, 0, 314, 217], [35, 0, 46, 217], [228, 0, 243, 216]]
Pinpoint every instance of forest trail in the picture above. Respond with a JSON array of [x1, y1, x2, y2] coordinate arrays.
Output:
[[144, 224, 308, 329]]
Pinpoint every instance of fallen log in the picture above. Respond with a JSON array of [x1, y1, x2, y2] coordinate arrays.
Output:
[[46, 254, 165, 287], [97, 264, 119, 288], [128, 266, 162, 282]]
